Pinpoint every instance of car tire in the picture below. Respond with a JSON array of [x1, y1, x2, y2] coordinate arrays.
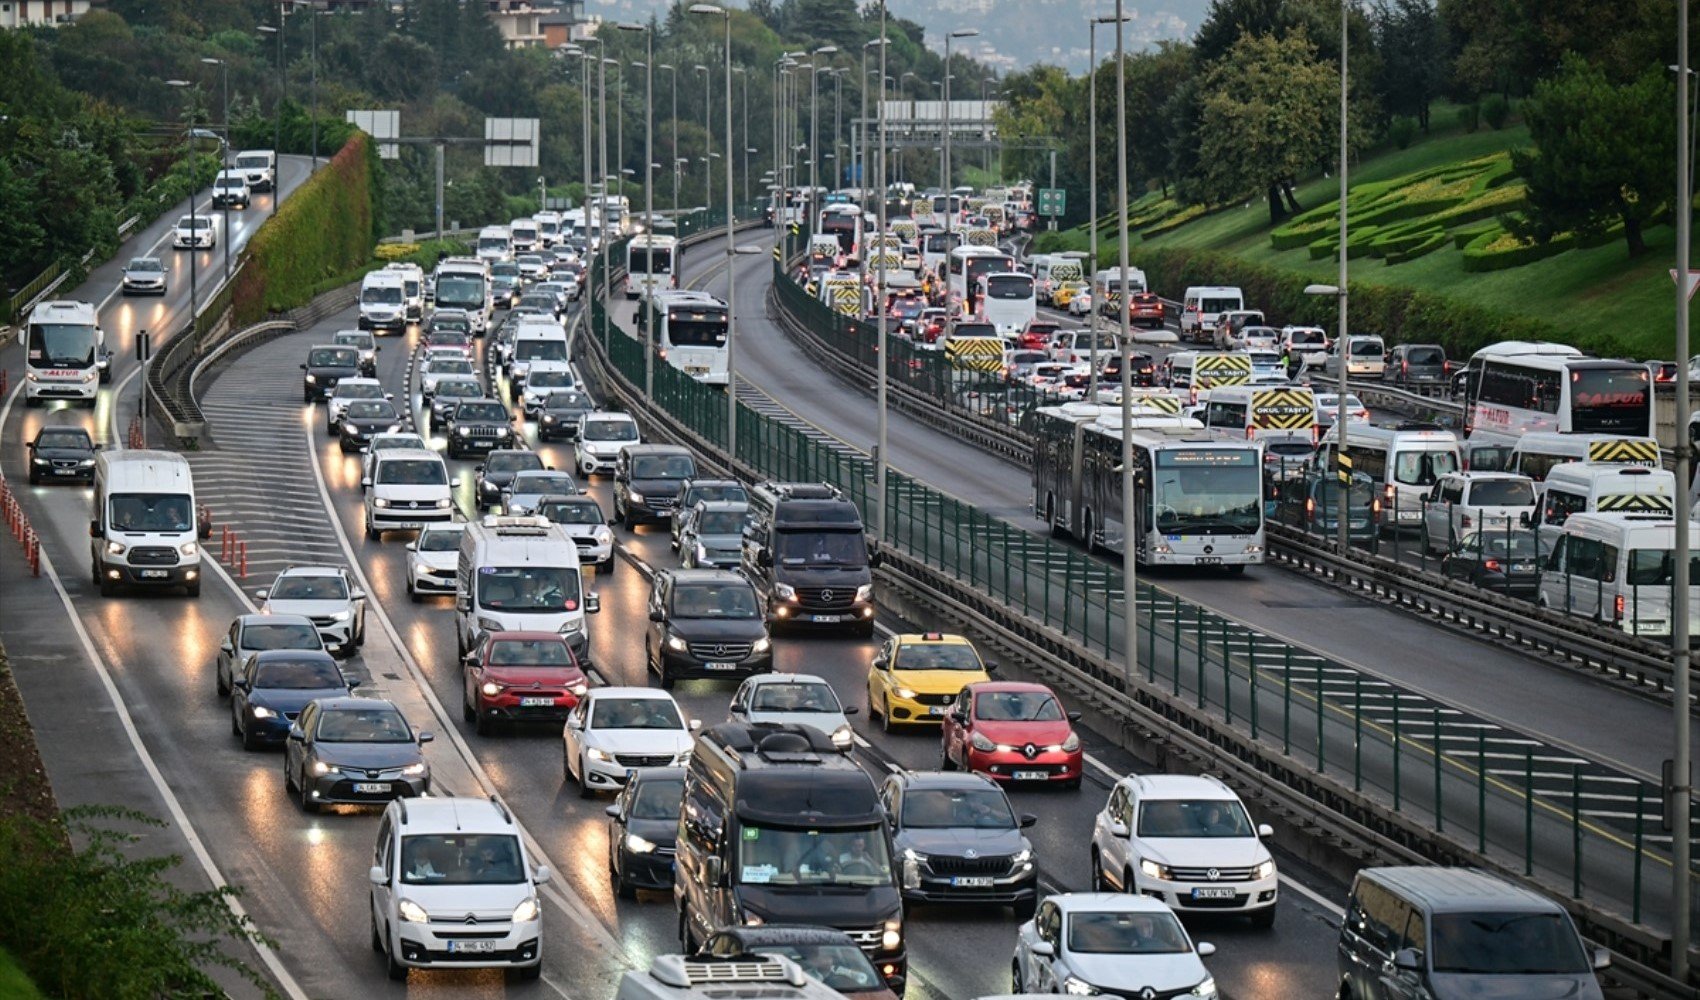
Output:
[[240, 718, 261, 752], [881, 697, 895, 733], [463, 689, 476, 723], [614, 865, 637, 901], [216, 665, 230, 697], [409, 586, 421, 604], [474, 707, 494, 737], [231, 705, 243, 736], [1063, 776, 1082, 791], [298, 767, 320, 814], [385, 931, 407, 981], [98, 569, 116, 598], [370, 909, 384, 954], [1011, 961, 1024, 993], [940, 744, 956, 770], [27, 468, 39, 486], [1251, 903, 1277, 929], [365, 517, 379, 541], [506, 962, 542, 984], [23, 395, 39, 409], [576, 753, 594, 799], [1089, 849, 1106, 891]]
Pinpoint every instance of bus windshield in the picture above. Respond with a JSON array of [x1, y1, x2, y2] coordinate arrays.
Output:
[[436, 277, 484, 308], [1152, 450, 1262, 534], [668, 318, 728, 348], [27, 323, 97, 367]]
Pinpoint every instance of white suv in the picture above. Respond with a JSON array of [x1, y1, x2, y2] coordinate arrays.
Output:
[[1088, 774, 1278, 927], [574, 411, 640, 478], [364, 449, 455, 539], [256, 566, 367, 657], [368, 796, 549, 982]]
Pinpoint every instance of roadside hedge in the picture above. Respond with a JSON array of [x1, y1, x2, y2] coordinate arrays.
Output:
[[232, 133, 380, 326]]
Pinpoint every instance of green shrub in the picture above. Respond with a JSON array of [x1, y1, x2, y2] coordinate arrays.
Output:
[[1139, 204, 1206, 239], [1459, 102, 1482, 132], [1388, 117, 1418, 150], [1385, 230, 1450, 264], [1460, 226, 1575, 272], [1483, 94, 1511, 129]]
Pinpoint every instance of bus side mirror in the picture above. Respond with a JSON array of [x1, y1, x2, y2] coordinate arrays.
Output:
[[89, 520, 100, 538]]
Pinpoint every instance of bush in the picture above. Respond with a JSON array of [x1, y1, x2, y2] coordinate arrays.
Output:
[[1460, 225, 1574, 272], [1483, 94, 1511, 130], [1458, 102, 1482, 132], [1388, 117, 1419, 150], [1385, 230, 1450, 264]]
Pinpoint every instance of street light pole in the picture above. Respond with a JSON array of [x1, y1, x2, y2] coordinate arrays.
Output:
[[617, 22, 654, 400], [201, 57, 231, 281], [660, 63, 678, 210], [600, 51, 614, 347], [736, 66, 749, 207], [1114, 0, 1138, 685], [833, 67, 844, 189], [875, 0, 890, 538], [696, 64, 712, 208], [310, 6, 318, 173], [166, 80, 201, 346], [690, 4, 736, 460], [944, 29, 978, 243], [1673, 0, 1694, 979], [256, 18, 282, 220]]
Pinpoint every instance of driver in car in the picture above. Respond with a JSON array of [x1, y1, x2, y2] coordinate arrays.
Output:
[[835, 833, 879, 875]]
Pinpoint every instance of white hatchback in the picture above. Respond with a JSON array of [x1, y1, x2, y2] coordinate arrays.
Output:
[[562, 687, 696, 798], [406, 522, 465, 601]]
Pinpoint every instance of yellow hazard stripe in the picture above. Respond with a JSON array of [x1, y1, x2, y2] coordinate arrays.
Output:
[[1338, 453, 1353, 484], [1586, 439, 1660, 464], [1595, 494, 1675, 512]]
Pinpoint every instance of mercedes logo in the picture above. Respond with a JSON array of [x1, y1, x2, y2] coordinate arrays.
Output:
[[1140, 989, 1157, 1000], [714, 644, 727, 657], [819, 589, 834, 603], [1203, 544, 1215, 554], [1206, 868, 1220, 881], [1023, 743, 1039, 759]]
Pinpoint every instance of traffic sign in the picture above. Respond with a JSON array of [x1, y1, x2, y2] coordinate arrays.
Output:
[[346, 109, 400, 160], [1673, 268, 1700, 301], [1038, 187, 1066, 217], [484, 118, 540, 168]]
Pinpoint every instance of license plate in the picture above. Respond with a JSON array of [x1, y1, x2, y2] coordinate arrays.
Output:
[[446, 940, 498, 954], [353, 782, 388, 794], [139, 569, 168, 579], [927, 706, 947, 717], [1512, 564, 1533, 573], [53, 468, 77, 476], [1398, 510, 1421, 521], [951, 876, 994, 887], [1195, 556, 1222, 565], [520, 697, 553, 707], [705, 662, 737, 671], [1012, 770, 1048, 780], [1192, 887, 1237, 900], [806, 614, 847, 623]]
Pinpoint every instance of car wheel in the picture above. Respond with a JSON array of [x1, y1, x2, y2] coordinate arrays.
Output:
[[97, 564, 116, 597], [409, 585, 421, 604], [370, 908, 384, 953], [1251, 903, 1277, 929], [614, 864, 637, 901], [940, 744, 956, 770], [1011, 961, 1024, 993], [506, 962, 542, 983], [881, 697, 895, 733], [231, 705, 243, 736], [1063, 776, 1082, 791], [365, 517, 378, 541], [240, 718, 261, 751], [463, 689, 476, 723], [1089, 849, 1106, 891], [216, 664, 230, 696], [298, 767, 320, 814], [384, 928, 407, 981], [474, 707, 494, 736], [576, 753, 594, 799], [27, 468, 39, 485], [1124, 868, 1137, 896]]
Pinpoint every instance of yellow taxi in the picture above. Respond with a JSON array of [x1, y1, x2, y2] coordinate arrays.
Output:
[[1051, 280, 1090, 309], [867, 632, 993, 731]]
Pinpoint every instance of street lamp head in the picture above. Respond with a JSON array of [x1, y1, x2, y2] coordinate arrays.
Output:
[[615, 21, 647, 31], [165, 79, 190, 87], [255, 24, 277, 33], [631, 60, 646, 68], [658, 62, 674, 71], [201, 57, 223, 66], [950, 28, 979, 39], [1303, 283, 1343, 296], [1093, 14, 1132, 23], [864, 38, 888, 48], [688, 2, 727, 14], [694, 64, 708, 72], [562, 44, 583, 55], [815, 44, 839, 55]]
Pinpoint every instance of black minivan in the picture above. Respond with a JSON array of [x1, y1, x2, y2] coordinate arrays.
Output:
[[740, 481, 880, 636]]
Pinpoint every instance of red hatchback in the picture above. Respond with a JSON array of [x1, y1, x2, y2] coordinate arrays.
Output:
[[1129, 291, 1166, 328], [941, 681, 1083, 788], [1017, 320, 1061, 352], [462, 631, 589, 735]]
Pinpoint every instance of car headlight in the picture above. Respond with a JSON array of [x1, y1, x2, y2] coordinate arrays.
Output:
[[625, 833, 658, 854], [386, 425, 401, 434], [855, 583, 875, 603], [511, 897, 539, 923], [31, 457, 48, 466], [559, 618, 583, 634], [179, 542, 198, 556], [329, 611, 351, 622], [481, 682, 501, 697], [1189, 977, 1218, 999], [373, 498, 391, 508], [569, 681, 588, 696], [881, 917, 902, 951], [665, 633, 688, 652], [80, 370, 97, 383], [397, 899, 429, 924], [1012, 848, 1033, 867], [773, 582, 796, 600], [477, 616, 504, 632], [250, 706, 276, 719], [831, 724, 853, 749], [402, 762, 428, 776], [79, 458, 95, 467], [542, 414, 556, 423], [586, 746, 613, 763], [750, 636, 772, 655], [341, 422, 356, 434], [1140, 858, 1173, 881], [311, 761, 336, 775], [1062, 731, 1081, 752], [1254, 859, 1277, 880], [893, 686, 917, 700], [970, 731, 996, 752], [1063, 975, 1099, 995], [456, 427, 469, 435], [593, 525, 612, 544], [694, 543, 711, 562], [105, 541, 127, 555], [627, 488, 644, 503]]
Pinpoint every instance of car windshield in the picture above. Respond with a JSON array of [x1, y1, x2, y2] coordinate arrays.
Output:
[[546, 391, 591, 410], [538, 500, 603, 525], [399, 834, 525, 886], [436, 277, 483, 306], [346, 401, 396, 420], [417, 529, 463, 552], [974, 689, 1063, 722], [900, 788, 1015, 829], [1429, 912, 1589, 975], [361, 286, 403, 305], [488, 639, 575, 667], [1472, 532, 1541, 558], [736, 825, 892, 887], [515, 339, 568, 362], [512, 473, 576, 495], [1406, 347, 1445, 365], [631, 454, 697, 479], [36, 429, 92, 449], [108, 493, 193, 533], [315, 707, 411, 743], [753, 944, 884, 992], [180, 217, 212, 230], [1136, 798, 1255, 838], [456, 403, 508, 422], [437, 381, 481, 399], [529, 370, 574, 389], [1393, 449, 1460, 487], [1626, 548, 1700, 586], [243, 622, 322, 651], [1469, 480, 1535, 506], [750, 681, 840, 713], [377, 459, 446, 486], [670, 582, 759, 619], [236, 154, 269, 169], [476, 566, 581, 612], [590, 697, 683, 730], [336, 383, 384, 400], [428, 323, 470, 338], [253, 658, 342, 690], [334, 334, 374, 350], [309, 348, 357, 367], [427, 359, 475, 375], [127, 258, 162, 273], [696, 510, 745, 535], [985, 275, 1033, 299], [270, 575, 348, 601], [487, 453, 543, 475], [687, 484, 747, 504], [1067, 910, 1192, 955], [775, 529, 867, 567], [585, 418, 639, 441], [895, 643, 981, 671], [630, 778, 685, 820]]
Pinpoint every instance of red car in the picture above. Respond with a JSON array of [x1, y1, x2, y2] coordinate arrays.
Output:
[[1129, 291, 1165, 328], [461, 630, 589, 735], [940, 681, 1083, 788], [1017, 320, 1061, 352]]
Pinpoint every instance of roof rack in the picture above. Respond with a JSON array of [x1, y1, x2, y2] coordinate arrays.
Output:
[[488, 795, 513, 825]]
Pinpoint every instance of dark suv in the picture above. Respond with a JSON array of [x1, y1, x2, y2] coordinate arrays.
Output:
[[300, 345, 361, 402], [474, 449, 545, 510], [879, 771, 1038, 918], [644, 569, 772, 687], [1387, 343, 1448, 386], [445, 398, 517, 459], [614, 444, 700, 528], [669, 478, 750, 549]]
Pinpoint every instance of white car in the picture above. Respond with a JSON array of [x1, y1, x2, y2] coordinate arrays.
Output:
[[120, 256, 167, 296], [519, 368, 577, 416], [1067, 291, 1094, 316], [1088, 774, 1278, 926], [1421, 472, 1538, 556], [368, 796, 549, 982], [406, 522, 465, 601], [1011, 893, 1218, 997], [562, 687, 696, 798], [364, 448, 454, 538], [326, 377, 391, 431], [575, 411, 641, 478], [362, 432, 428, 485], [173, 214, 216, 249], [420, 356, 478, 399], [533, 493, 615, 572], [728, 673, 856, 751], [500, 469, 581, 516], [256, 565, 367, 657], [1313, 393, 1368, 428]]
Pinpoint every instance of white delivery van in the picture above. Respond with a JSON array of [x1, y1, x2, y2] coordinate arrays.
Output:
[[90, 450, 206, 597], [1419, 471, 1539, 555], [362, 448, 455, 538], [507, 316, 570, 388], [1179, 285, 1245, 344], [434, 257, 493, 336], [1511, 431, 1661, 484], [533, 209, 564, 247], [232, 149, 276, 192], [510, 217, 540, 253], [1203, 385, 1319, 477], [1319, 423, 1463, 531], [1538, 463, 1676, 525], [476, 225, 513, 264], [383, 261, 426, 322], [358, 270, 409, 333], [1539, 513, 1700, 639], [456, 515, 599, 664]]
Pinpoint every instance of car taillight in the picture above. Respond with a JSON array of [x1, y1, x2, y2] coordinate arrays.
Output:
[[1615, 593, 1625, 621], [1402, 359, 1409, 373], [1247, 427, 1257, 439], [1305, 497, 1315, 520], [1483, 558, 1501, 572], [1460, 513, 1472, 528]]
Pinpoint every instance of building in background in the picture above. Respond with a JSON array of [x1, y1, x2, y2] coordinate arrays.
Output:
[[1, 0, 96, 28]]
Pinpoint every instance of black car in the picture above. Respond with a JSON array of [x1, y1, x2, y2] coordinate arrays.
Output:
[[475, 449, 545, 509], [491, 274, 522, 308], [604, 767, 684, 898], [613, 444, 700, 527], [336, 399, 404, 453], [426, 310, 473, 340], [518, 291, 559, 319], [537, 390, 595, 442], [26, 425, 98, 485], [1441, 530, 1542, 599], [229, 649, 352, 750], [669, 478, 750, 549], [1098, 351, 1158, 388], [644, 568, 773, 687], [445, 399, 518, 460], [879, 771, 1037, 917], [300, 345, 361, 402], [427, 377, 484, 432], [698, 925, 896, 998], [283, 697, 433, 813]]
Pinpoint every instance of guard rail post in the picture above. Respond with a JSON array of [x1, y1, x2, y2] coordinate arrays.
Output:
[[1393, 694, 1402, 809], [1434, 705, 1444, 832], [1355, 674, 1365, 792]]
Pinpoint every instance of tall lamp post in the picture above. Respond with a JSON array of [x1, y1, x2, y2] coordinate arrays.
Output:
[[734, 66, 750, 207], [690, 3, 739, 461], [563, 44, 593, 258], [942, 28, 978, 223], [1672, 0, 1694, 980], [874, 0, 890, 538], [659, 63, 678, 210], [600, 51, 616, 347], [618, 21, 655, 399], [201, 57, 232, 281], [1085, 14, 1124, 402], [861, 39, 886, 196], [255, 20, 283, 220], [695, 64, 712, 207], [1113, 0, 1138, 684], [165, 79, 202, 342]]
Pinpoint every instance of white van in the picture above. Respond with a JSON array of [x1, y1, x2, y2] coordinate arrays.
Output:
[[510, 217, 540, 253], [1539, 513, 1700, 639], [456, 515, 599, 664], [1164, 350, 1255, 404], [232, 149, 276, 192], [90, 450, 205, 597], [507, 317, 570, 388], [358, 270, 409, 333], [1319, 423, 1463, 530], [1202, 385, 1318, 476], [362, 448, 455, 538], [1538, 463, 1676, 527], [1179, 285, 1245, 344], [1511, 431, 1661, 484], [1034, 254, 1085, 305], [383, 261, 426, 322], [533, 210, 563, 247], [476, 225, 513, 264], [1325, 335, 1387, 379], [1419, 471, 1538, 554]]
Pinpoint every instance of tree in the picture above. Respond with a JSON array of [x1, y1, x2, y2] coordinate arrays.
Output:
[[1372, 0, 1445, 131], [1122, 42, 1196, 195], [1195, 31, 1340, 224], [1512, 56, 1674, 258]]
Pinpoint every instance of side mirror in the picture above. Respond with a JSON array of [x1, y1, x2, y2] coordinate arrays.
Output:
[[533, 864, 552, 885], [607, 518, 618, 527], [231, 677, 249, 691], [361, 477, 372, 488], [949, 709, 967, 724], [757, 548, 773, 568], [198, 518, 213, 540], [585, 592, 601, 614], [1519, 510, 1531, 527], [219, 640, 233, 654], [456, 595, 471, 612], [868, 548, 883, 569], [648, 609, 665, 622], [287, 725, 305, 742], [24, 442, 33, 452], [89, 520, 100, 539], [1592, 946, 1612, 971], [604, 804, 621, 818], [1018, 813, 1038, 829], [255, 589, 270, 601], [1196, 942, 1217, 958], [405, 541, 417, 552], [474, 465, 484, 474], [1257, 823, 1274, 839], [1067, 711, 1083, 723], [1108, 820, 1129, 839], [385, 393, 394, 400], [300, 364, 308, 370], [1031, 940, 1054, 957], [1393, 948, 1423, 972], [367, 865, 388, 886], [688, 719, 703, 731], [462, 651, 478, 666], [418, 731, 435, 744], [843, 706, 859, 716], [984, 663, 998, 674], [872, 655, 888, 670], [350, 589, 366, 601]]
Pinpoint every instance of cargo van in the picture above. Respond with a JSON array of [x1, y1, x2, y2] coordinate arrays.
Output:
[[456, 515, 599, 663], [740, 482, 878, 635], [362, 448, 454, 538], [1338, 867, 1607, 1000], [1536, 463, 1676, 528], [90, 450, 207, 597], [1179, 285, 1245, 344], [507, 317, 570, 388], [1319, 423, 1463, 530], [1511, 431, 1661, 484], [358, 270, 409, 333], [510, 217, 540, 253], [476, 225, 513, 264], [383, 262, 426, 321], [1538, 512, 1700, 638], [233, 149, 276, 192]]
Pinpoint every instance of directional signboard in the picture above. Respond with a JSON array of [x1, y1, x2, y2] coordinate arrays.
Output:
[[345, 109, 399, 160], [1037, 187, 1066, 217], [485, 118, 540, 168]]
